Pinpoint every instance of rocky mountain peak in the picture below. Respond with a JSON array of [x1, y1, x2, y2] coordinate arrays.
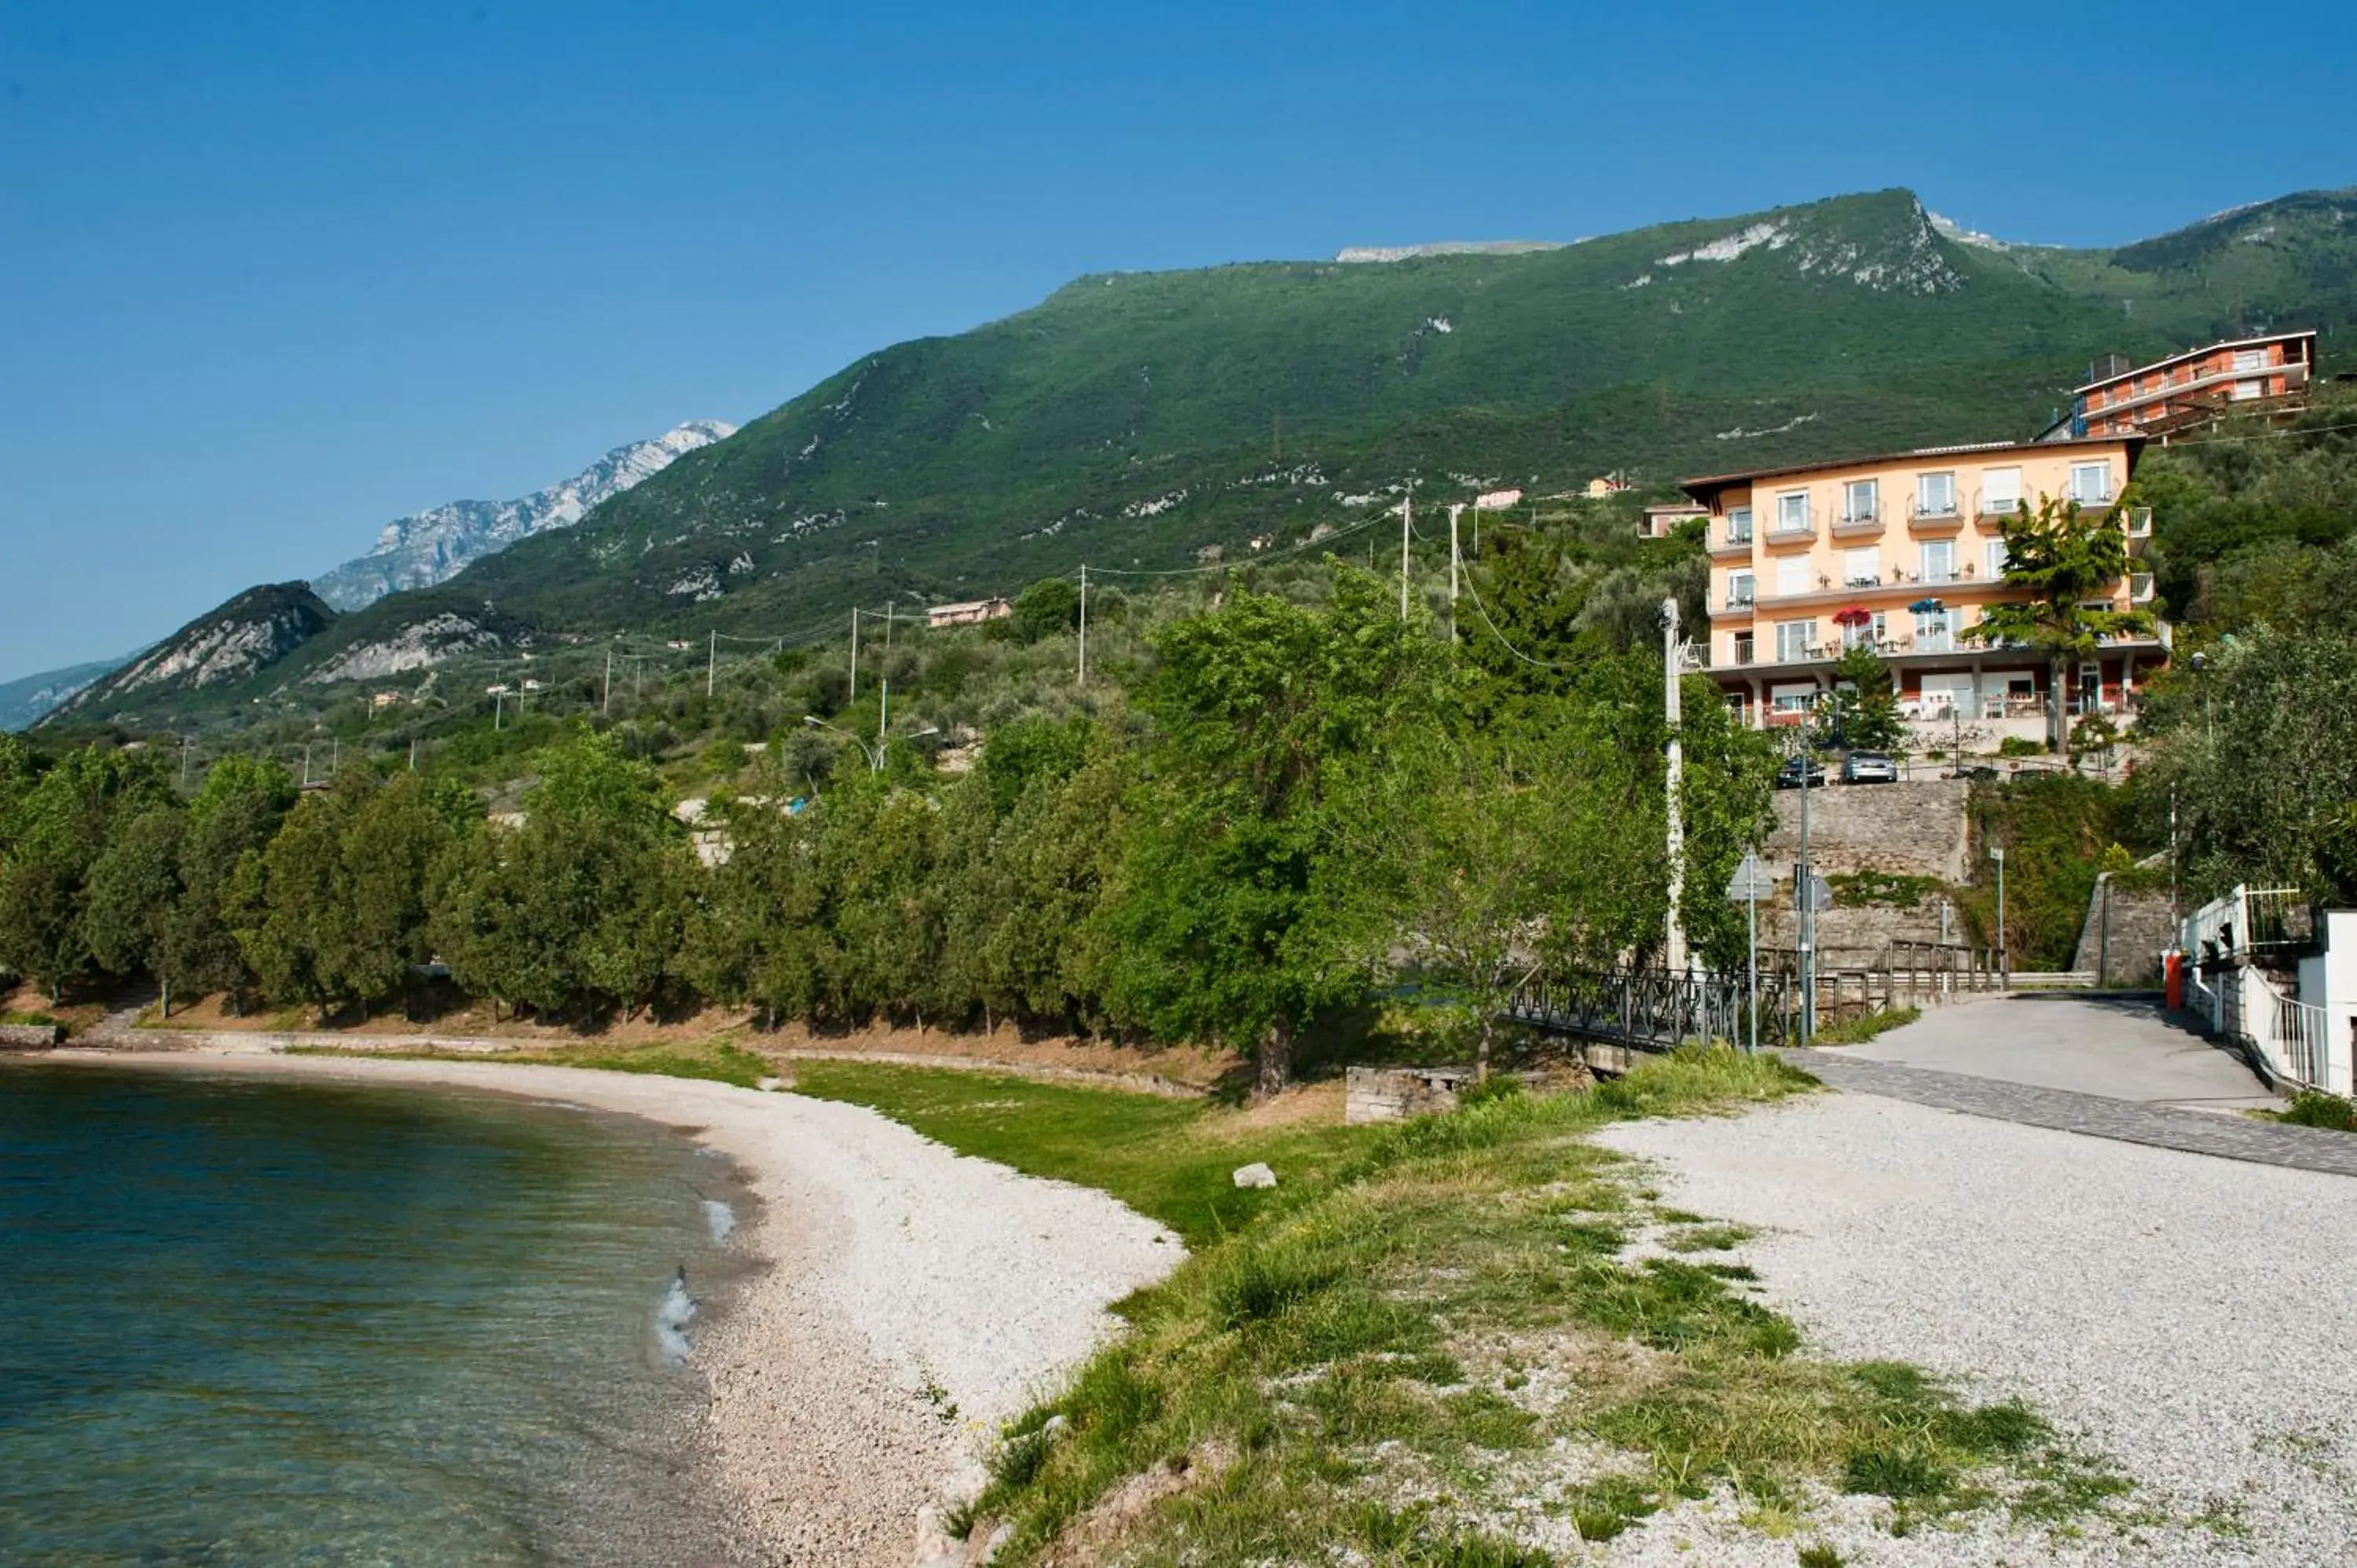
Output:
[[313, 420, 738, 610]]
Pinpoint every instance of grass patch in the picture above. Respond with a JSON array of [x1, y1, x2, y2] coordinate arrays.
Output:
[[788, 1061, 1369, 1244], [0, 1009, 59, 1028], [1809, 1006, 1921, 1047], [2259, 1089, 2357, 1132], [812, 1046, 2121, 1563]]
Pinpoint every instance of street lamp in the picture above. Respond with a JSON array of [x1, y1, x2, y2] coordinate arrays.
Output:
[[1990, 844, 2007, 988], [2190, 649, 2213, 745]]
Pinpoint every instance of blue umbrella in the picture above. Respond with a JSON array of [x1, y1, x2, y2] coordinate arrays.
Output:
[[1909, 597, 1946, 614]]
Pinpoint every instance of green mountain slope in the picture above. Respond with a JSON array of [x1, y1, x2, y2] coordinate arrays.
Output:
[[64, 185, 2357, 734]]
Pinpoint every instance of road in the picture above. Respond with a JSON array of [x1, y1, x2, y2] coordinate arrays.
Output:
[[1847, 991, 2278, 1111]]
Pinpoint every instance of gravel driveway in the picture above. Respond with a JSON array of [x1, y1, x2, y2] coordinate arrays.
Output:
[[1592, 1092, 2357, 1566]]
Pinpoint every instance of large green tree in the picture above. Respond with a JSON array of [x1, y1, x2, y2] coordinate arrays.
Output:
[[82, 806, 189, 1011], [1967, 495, 2150, 751], [1105, 566, 1441, 1094], [0, 747, 170, 1001], [430, 732, 689, 1021]]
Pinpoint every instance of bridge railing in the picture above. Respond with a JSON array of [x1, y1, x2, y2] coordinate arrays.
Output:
[[1506, 967, 1797, 1052]]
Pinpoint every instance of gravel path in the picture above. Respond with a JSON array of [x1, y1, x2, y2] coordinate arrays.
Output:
[[49, 1051, 1183, 1567], [1592, 1093, 2357, 1566]]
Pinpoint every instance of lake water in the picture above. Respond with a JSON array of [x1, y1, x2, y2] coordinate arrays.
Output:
[[0, 1063, 750, 1566]]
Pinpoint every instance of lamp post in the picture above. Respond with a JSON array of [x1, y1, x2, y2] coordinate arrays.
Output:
[[1990, 844, 2008, 988], [2190, 649, 2213, 746]]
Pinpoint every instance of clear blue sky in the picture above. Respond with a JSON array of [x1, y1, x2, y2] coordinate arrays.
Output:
[[2, 0, 2349, 680]]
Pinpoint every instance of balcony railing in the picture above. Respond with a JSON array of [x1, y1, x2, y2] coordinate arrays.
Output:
[[1724, 592, 1756, 610], [1765, 506, 1816, 540], [1713, 522, 1754, 552], [1978, 495, 2022, 518], [2124, 507, 2153, 538]]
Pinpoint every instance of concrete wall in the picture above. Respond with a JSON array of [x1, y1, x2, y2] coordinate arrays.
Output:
[[2296, 911, 2357, 1097], [1761, 779, 1970, 883], [2070, 874, 2176, 987]]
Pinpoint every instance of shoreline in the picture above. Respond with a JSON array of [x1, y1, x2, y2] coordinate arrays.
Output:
[[31, 1047, 1185, 1566]]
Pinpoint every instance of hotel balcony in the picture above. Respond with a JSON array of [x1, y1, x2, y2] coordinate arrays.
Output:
[[1907, 500, 1966, 535], [1830, 504, 1882, 539], [1706, 524, 1755, 560], [1763, 505, 1816, 544]]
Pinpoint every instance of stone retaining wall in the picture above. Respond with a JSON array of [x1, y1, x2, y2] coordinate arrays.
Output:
[[2072, 874, 2177, 987], [1346, 1065, 1472, 1123], [1763, 779, 1970, 883], [0, 1022, 64, 1050]]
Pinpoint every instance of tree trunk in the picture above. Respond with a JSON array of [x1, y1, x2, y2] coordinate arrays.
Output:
[[1475, 1014, 1494, 1083], [1254, 1015, 1293, 1100], [161, 979, 170, 1020]]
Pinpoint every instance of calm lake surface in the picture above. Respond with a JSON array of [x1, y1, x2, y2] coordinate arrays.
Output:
[[0, 1063, 748, 1566]]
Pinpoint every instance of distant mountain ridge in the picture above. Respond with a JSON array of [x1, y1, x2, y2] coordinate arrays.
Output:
[[311, 420, 736, 610], [0, 657, 130, 732]]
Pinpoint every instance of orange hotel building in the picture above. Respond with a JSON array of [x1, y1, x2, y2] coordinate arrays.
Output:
[[1682, 434, 2166, 738]]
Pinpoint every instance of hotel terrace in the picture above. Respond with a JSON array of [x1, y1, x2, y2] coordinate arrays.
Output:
[[1682, 435, 2166, 738]]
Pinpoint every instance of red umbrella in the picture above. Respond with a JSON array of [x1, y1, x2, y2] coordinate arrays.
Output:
[[1832, 606, 1874, 627]]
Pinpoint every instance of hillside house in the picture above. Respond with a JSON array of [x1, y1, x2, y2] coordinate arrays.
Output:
[[1642, 502, 1707, 538], [2055, 331, 2317, 441], [926, 598, 1012, 629], [1683, 435, 2166, 742]]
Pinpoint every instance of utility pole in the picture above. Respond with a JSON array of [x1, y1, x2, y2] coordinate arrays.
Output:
[[409, 737, 418, 773], [1077, 564, 1089, 687], [180, 736, 191, 790], [603, 650, 613, 716], [1663, 598, 1688, 975], [885, 600, 894, 652], [1797, 755, 1816, 1048], [707, 631, 717, 699], [877, 677, 889, 770], [850, 608, 860, 705], [302, 744, 312, 787], [1399, 492, 1412, 621], [1448, 505, 1464, 644]]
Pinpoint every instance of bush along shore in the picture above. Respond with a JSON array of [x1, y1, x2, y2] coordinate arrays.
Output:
[[792, 1050, 2139, 1564]]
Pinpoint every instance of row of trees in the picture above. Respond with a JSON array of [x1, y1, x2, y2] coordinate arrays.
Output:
[[2, 565, 1772, 1086]]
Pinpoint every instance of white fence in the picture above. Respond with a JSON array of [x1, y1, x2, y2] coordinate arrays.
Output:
[[2180, 885, 2344, 1095]]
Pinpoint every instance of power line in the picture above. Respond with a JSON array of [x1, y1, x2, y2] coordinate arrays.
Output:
[[1457, 563, 1579, 672]]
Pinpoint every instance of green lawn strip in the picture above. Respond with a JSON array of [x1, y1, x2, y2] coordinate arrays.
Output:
[[806, 1049, 2130, 1563], [1809, 1005, 1922, 1047], [786, 1061, 1370, 1247]]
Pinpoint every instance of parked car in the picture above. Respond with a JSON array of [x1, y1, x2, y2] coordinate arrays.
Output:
[[1842, 751, 1899, 785], [1775, 756, 1827, 789]]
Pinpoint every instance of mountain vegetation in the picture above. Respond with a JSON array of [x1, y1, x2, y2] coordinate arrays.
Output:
[[34, 185, 2355, 741]]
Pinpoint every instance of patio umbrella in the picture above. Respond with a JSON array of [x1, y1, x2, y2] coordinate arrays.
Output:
[[1908, 597, 1946, 614], [1832, 606, 1873, 627]]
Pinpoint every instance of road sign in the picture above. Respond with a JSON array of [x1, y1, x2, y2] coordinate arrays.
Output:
[[1725, 852, 1775, 903], [1795, 874, 1834, 912]]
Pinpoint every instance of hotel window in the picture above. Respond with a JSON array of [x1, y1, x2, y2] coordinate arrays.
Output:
[[1919, 539, 1956, 583], [1725, 505, 1754, 544], [1775, 620, 1816, 661], [2233, 379, 2265, 401], [2234, 347, 2267, 372], [1732, 631, 1755, 665], [1913, 607, 1954, 653], [1981, 467, 2022, 515], [2069, 461, 2112, 504], [1842, 478, 1878, 523], [1985, 538, 2010, 578], [1917, 471, 1958, 516], [1726, 570, 1754, 608], [1776, 556, 1808, 596], [1776, 491, 1810, 532], [1842, 547, 1878, 586]]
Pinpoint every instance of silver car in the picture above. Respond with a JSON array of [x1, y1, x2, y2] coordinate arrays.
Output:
[[1842, 751, 1899, 784]]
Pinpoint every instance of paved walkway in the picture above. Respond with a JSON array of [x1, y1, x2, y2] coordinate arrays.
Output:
[[1778, 992, 2357, 1177], [1844, 991, 2280, 1110]]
